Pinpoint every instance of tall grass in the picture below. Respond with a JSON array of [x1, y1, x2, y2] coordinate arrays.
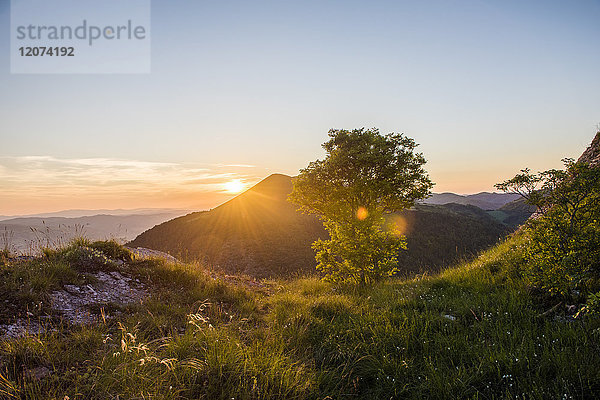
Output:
[[1, 236, 599, 399]]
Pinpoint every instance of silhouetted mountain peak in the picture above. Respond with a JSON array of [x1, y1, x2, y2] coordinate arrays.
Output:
[[214, 174, 293, 214], [244, 174, 292, 198], [130, 171, 511, 277]]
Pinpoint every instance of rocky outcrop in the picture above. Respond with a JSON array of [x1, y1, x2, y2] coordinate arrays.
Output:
[[127, 246, 179, 263], [0, 269, 148, 338], [578, 131, 600, 167], [0, 245, 156, 338], [50, 270, 147, 325]]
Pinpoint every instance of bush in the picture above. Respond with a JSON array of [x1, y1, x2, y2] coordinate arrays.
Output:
[[62, 246, 117, 270], [42, 240, 133, 271], [497, 159, 600, 298], [89, 240, 134, 262], [525, 161, 600, 297], [577, 291, 600, 317], [0, 249, 8, 266]]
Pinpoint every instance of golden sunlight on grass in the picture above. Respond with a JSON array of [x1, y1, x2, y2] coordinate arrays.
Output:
[[224, 179, 245, 194]]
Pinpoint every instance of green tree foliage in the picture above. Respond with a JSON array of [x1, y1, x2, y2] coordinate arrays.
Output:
[[289, 128, 433, 284], [496, 159, 600, 297]]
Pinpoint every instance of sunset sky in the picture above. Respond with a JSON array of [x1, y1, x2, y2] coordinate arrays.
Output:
[[1, 0, 599, 215]]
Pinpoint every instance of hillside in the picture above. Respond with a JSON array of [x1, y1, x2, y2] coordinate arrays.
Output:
[[130, 174, 510, 277], [1, 237, 599, 399], [395, 203, 509, 273], [131, 174, 327, 277], [488, 197, 536, 228]]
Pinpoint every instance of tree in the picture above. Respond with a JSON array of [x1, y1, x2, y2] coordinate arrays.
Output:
[[288, 128, 433, 285], [496, 159, 600, 296]]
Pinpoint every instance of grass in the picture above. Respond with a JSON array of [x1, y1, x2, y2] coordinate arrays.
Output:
[[1, 236, 600, 399]]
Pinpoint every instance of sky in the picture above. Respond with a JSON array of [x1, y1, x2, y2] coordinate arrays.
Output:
[[1, 0, 599, 215]]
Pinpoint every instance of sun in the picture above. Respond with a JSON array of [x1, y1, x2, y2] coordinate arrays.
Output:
[[224, 179, 245, 194]]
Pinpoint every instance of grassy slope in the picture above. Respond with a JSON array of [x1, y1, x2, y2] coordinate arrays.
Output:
[[1, 237, 600, 399]]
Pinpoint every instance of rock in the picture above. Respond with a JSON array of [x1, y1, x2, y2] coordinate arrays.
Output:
[[1, 251, 150, 338], [0, 320, 44, 338], [64, 285, 82, 295], [126, 246, 179, 263], [25, 366, 51, 380], [442, 314, 456, 321], [50, 270, 148, 325], [578, 132, 600, 167]]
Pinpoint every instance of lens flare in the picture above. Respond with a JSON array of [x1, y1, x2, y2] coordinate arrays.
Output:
[[390, 214, 411, 236], [356, 207, 368, 220]]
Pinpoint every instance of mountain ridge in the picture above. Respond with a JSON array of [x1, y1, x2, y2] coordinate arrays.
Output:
[[0, 208, 192, 222], [1, 212, 189, 254], [130, 174, 510, 277], [423, 192, 520, 210]]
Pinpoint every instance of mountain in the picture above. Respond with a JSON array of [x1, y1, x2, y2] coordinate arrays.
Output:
[[0, 208, 191, 221], [0, 211, 189, 254], [130, 174, 510, 277], [423, 192, 520, 210], [130, 174, 327, 277]]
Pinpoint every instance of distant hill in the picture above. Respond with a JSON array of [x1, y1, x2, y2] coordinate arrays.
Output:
[[0, 208, 191, 222], [395, 203, 510, 274], [130, 174, 511, 277], [423, 192, 520, 210], [487, 197, 537, 228], [0, 211, 189, 254]]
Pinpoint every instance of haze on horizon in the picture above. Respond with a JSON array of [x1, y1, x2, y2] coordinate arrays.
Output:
[[1, 0, 599, 215]]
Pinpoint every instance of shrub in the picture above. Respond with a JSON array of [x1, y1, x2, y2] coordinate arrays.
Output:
[[42, 240, 133, 271], [0, 249, 8, 266], [89, 240, 134, 262], [63, 246, 118, 271], [497, 159, 600, 297]]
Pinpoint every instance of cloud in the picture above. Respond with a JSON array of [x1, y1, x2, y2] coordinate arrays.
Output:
[[216, 164, 257, 168], [0, 156, 265, 213]]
